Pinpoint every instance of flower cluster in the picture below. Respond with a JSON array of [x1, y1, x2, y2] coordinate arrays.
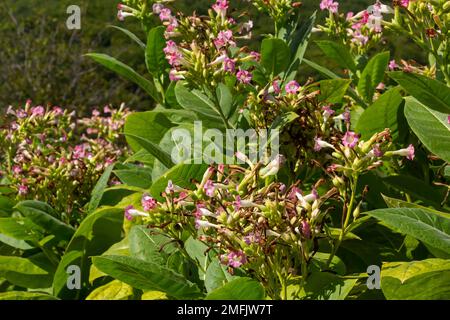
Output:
[[156, 0, 258, 89], [318, 1, 395, 54], [0, 101, 129, 222], [249, 0, 302, 30]]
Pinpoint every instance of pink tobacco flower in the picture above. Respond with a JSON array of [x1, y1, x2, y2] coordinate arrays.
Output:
[[141, 194, 157, 211], [236, 69, 252, 84], [272, 80, 281, 94], [301, 220, 311, 239], [342, 131, 360, 149], [389, 60, 398, 71], [31, 106, 45, 117], [159, 8, 172, 21], [18, 184, 28, 196], [204, 180, 216, 197], [314, 137, 335, 152], [370, 144, 384, 157], [124, 205, 149, 221], [447, 115, 450, 124], [393, 144, 415, 160], [285, 80, 300, 94], [214, 30, 234, 49], [223, 57, 236, 72], [152, 3, 164, 14], [400, 0, 409, 7], [212, 0, 229, 17], [320, 0, 339, 13], [222, 250, 247, 268]]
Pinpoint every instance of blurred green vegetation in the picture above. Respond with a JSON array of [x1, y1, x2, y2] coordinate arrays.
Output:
[[0, 0, 425, 114]]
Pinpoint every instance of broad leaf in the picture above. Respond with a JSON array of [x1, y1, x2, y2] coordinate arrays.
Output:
[[205, 277, 265, 300], [366, 208, 450, 254], [0, 291, 58, 300], [86, 280, 134, 300], [357, 51, 390, 102], [53, 207, 124, 299], [125, 133, 175, 169], [145, 26, 169, 76], [87, 164, 115, 213], [315, 40, 356, 73], [356, 87, 404, 141], [204, 259, 235, 293], [14, 201, 74, 241], [404, 97, 450, 162], [318, 79, 352, 104], [0, 255, 53, 289], [129, 226, 176, 264], [86, 53, 158, 101], [92, 255, 203, 299], [389, 71, 450, 113], [381, 259, 450, 299], [298, 272, 357, 300], [261, 38, 291, 77]]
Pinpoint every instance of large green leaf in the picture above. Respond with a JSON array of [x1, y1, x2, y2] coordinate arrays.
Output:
[[53, 207, 124, 299], [204, 259, 235, 293], [129, 226, 176, 264], [261, 38, 291, 77], [185, 237, 211, 280], [284, 11, 316, 81], [14, 201, 74, 241], [114, 166, 153, 189], [108, 25, 145, 50], [357, 51, 390, 102], [150, 163, 208, 201], [87, 164, 115, 213], [86, 280, 134, 300], [145, 26, 169, 76], [381, 259, 450, 299], [85, 53, 158, 101], [174, 82, 224, 126], [205, 277, 265, 300], [404, 97, 450, 162], [92, 255, 203, 299], [124, 111, 175, 152], [389, 72, 450, 113], [317, 79, 352, 104], [356, 87, 404, 141], [125, 133, 175, 169], [0, 255, 53, 289], [366, 208, 450, 254], [297, 272, 357, 300], [315, 40, 356, 73], [0, 291, 58, 300]]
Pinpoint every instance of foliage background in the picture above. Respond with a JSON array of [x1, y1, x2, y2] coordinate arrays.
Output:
[[0, 0, 424, 113]]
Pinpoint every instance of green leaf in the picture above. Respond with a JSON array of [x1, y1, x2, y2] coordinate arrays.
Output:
[[87, 164, 115, 213], [0, 255, 53, 289], [53, 207, 124, 299], [14, 201, 74, 241], [303, 58, 339, 79], [185, 237, 210, 280], [85, 53, 158, 102], [366, 208, 450, 254], [404, 97, 450, 162], [310, 252, 346, 276], [114, 166, 153, 189], [124, 111, 175, 152], [216, 83, 233, 119], [204, 259, 235, 293], [86, 280, 134, 300], [145, 26, 169, 76], [381, 259, 450, 299], [270, 112, 299, 132], [129, 226, 176, 264], [125, 133, 175, 169], [318, 79, 352, 104], [382, 194, 449, 218], [261, 38, 291, 77], [0, 291, 58, 300], [356, 87, 404, 140], [141, 291, 168, 300], [357, 51, 390, 102], [284, 11, 316, 81], [108, 25, 145, 50], [0, 195, 14, 216], [298, 272, 357, 300], [389, 72, 450, 113], [175, 82, 224, 125], [315, 40, 356, 73], [205, 277, 265, 300], [150, 163, 208, 201], [92, 255, 203, 299]]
